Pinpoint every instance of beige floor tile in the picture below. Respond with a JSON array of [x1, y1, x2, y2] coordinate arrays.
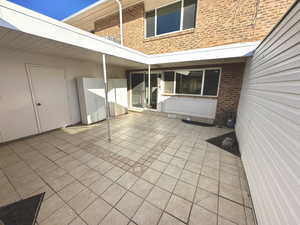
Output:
[[170, 157, 186, 168], [94, 161, 114, 174], [218, 217, 237, 225], [101, 183, 126, 206], [70, 165, 90, 179], [40, 205, 76, 225], [100, 208, 130, 225], [116, 191, 143, 218], [158, 213, 185, 225], [174, 180, 196, 202], [58, 180, 85, 202], [219, 197, 246, 225], [220, 171, 241, 188], [190, 204, 217, 225], [78, 170, 103, 186], [156, 174, 177, 192], [68, 189, 98, 214], [220, 183, 243, 204], [166, 195, 192, 223], [89, 176, 113, 195], [38, 194, 65, 222], [164, 165, 182, 179], [69, 217, 88, 225], [185, 162, 202, 174], [1, 113, 256, 225], [146, 186, 171, 209], [133, 201, 162, 225], [142, 168, 161, 184], [47, 173, 75, 191], [180, 170, 199, 186], [158, 153, 173, 163], [194, 188, 218, 213], [117, 172, 139, 189], [105, 167, 126, 181], [201, 166, 220, 180], [198, 175, 219, 194], [130, 178, 153, 198], [80, 198, 112, 225], [150, 160, 168, 172]]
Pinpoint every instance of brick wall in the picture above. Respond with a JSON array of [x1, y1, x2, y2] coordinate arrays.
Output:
[[95, 0, 295, 54], [215, 63, 245, 125]]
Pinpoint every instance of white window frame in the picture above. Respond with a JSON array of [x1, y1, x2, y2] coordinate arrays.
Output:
[[162, 67, 222, 97], [144, 0, 196, 38]]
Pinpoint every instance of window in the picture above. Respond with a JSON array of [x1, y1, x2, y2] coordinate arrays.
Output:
[[203, 69, 220, 96], [183, 0, 197, 29], [157, 2, 181, 35], [162, 69, 221, 96], [146, 11, 155, 37], [176, 71, 203, 94], [145, 0, 197, 38], [164, 71, 175, 93]]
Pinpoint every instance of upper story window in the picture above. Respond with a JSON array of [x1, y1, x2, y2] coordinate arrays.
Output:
[[145, 0, 197, 38]]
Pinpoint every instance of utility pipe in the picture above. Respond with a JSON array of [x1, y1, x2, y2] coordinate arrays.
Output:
[[115, 0, 123, 45]]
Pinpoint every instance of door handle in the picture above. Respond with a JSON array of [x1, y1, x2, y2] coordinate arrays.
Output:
[[36, 103, 42, 106]]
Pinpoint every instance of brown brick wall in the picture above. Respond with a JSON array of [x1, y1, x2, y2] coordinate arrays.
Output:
[[95, 0, 295, 54], [215, 63, 245, 125]]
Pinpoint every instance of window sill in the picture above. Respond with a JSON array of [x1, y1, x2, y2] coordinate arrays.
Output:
[[161, 93, 218, 99], [144, 28, 195, 42]]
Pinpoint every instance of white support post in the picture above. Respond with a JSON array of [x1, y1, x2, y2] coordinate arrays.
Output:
[[102, 54, 111, 141], [148, 64, 151, 107]]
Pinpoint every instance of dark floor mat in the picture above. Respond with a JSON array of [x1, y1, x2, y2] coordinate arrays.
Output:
[[182, 119, 215, 127], [206, 132, 241, 157], [0, 193, 45, 225]]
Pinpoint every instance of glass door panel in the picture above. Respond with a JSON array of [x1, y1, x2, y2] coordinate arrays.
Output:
[[131, 73, 146, 108], [149, 74, 158, 109]]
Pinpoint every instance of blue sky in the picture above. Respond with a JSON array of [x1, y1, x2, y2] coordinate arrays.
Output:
[[8, 0, 101, 20]]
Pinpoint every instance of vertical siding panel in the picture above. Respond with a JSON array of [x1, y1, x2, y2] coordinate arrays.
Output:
[[236, 1, 300, 225]]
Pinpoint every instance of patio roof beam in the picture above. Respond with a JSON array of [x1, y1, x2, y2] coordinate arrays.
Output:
[[102, 54, 111, 142]]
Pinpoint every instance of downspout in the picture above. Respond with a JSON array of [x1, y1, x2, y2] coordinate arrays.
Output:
[[115, 0, 124, 45]]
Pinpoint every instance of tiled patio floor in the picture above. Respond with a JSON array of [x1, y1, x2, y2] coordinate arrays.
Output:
[[0, 113, 256, 225]]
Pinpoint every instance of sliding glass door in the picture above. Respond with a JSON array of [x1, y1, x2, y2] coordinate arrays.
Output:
[[130, 72, 159, 109], [131, 73, 146, 108]]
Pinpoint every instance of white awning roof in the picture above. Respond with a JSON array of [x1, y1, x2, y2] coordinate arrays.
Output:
[[0, 0, 259, 67]]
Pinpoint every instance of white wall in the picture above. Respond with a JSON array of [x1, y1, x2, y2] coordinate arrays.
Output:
[[158, 94, 217, 119], [236, 2, 300, 225], [0, 47, 126, 142]]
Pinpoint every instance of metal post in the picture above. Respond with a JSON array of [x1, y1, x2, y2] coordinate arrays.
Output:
[[102, 54, 111, 141], [115, 0, 123, 45], [148, 64, 151, 107]]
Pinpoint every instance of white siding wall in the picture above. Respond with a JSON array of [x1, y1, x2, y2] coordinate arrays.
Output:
[[236, 2, 300, 225]]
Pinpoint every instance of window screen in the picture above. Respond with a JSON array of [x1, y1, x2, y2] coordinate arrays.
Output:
[[183, 0, 197, 29], [203, 69, 220, 96], [157, 2, 181, 35], [176, 71, 203, 95], [146, 10, 155, 37]]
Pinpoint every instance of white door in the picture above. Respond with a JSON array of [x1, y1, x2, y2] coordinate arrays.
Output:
[[28, 65, 69, 132]]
